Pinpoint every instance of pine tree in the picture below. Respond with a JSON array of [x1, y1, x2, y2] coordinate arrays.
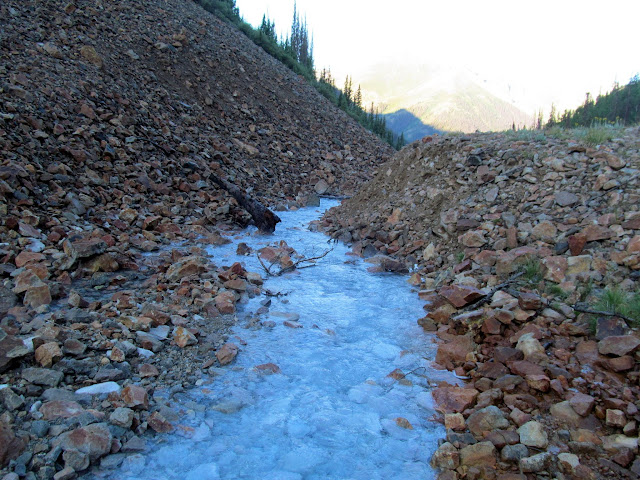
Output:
[[354, 85, 362, 109]]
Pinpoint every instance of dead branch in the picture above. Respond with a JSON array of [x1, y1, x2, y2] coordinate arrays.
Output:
[[256, 248, 333, 277], [572, 303, 637, 328], [460, 271, 524, 311]]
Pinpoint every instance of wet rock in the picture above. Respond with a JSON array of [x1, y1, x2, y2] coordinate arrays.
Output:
[[216, 342, 239, 365], [147, 411, 174, 433]]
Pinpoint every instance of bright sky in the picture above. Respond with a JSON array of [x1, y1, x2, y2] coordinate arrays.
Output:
[[235, 0, 639, 113]]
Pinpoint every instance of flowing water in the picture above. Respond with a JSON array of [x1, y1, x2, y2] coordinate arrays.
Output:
[[102, 199, 455, 480]]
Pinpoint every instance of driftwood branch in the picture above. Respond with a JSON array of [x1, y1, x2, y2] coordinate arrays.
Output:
[[257, 248, 333, 277], [572, 303, 636, 328], [209, 173, 281, 233]]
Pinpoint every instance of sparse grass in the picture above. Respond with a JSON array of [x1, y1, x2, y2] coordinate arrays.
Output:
[[579, 279, 594, 302], [546, 283, 569, 300], [582, 126, 615, 146], [594, 287, 640, 326], [519, 258, 544, 284]]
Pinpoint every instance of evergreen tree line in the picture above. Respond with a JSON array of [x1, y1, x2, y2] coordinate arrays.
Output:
[[540, 75, 640, 129], [194, 0, 403, 149]]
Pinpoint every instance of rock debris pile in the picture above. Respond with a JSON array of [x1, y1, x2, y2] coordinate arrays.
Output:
[[322, 129, 640, 479], [0, 0, 392, 477]]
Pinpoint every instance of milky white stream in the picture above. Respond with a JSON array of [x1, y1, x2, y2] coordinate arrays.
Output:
[[95, 199, 455, 480]]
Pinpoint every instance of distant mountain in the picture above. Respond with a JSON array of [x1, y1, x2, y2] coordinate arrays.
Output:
[[359, 63, 533, 137]]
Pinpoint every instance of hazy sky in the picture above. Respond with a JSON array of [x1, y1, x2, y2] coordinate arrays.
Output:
[[235, 0, 639, 112]]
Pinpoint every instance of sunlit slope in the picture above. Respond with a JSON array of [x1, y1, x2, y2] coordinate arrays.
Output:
[[360, 63, 533, 135]]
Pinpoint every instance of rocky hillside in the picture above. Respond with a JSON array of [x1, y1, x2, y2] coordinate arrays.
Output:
[[322, 128, 640, 478], [0, 0, 393, 476]]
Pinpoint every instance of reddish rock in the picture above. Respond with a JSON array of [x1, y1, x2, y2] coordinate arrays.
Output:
[[255, 363, 281, 374], [165, 255, 208, 282], [518, 292, 542, 310], [120, 385, 149, 410], [542, 256, 568, 282], [139, 364, 159, 378], [459, 441, 496, 467], [148, 411, 174, 433], [568, 233, 587, 256], [0, 328, 30, 373], [438, 285, 485, 308], [15, 251, 45, 268], [215, 291, 236, 315], [508, 360, 545, 377], [598, 335, 640, 356], [0, 421, 25, 467], [569, 393, 596, 416], [39, 400, 86, 420], [59, 423, 112, 461], [627, 235, 640, 253], [426, 304, 457, 323], [432, 386, 479, 413], [436, 335, 475, 369], [173, 326, 197, 348], [459, 230, 487, 248], [581, 224, 614, 242], [216, 342, 239, 366], [606, 355, 635, 372], [35, 342, 62, 367], [23, 284, 52, 309]]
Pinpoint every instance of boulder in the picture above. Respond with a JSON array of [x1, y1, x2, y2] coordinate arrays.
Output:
[[467, 406, 509, 436]]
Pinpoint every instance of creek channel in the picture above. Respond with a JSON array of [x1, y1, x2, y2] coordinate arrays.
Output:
[[99, 198, 456, 480]]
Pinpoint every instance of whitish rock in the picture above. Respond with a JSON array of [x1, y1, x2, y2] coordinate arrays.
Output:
[[558, 452, 580, 472], [75, 382, 121, 395], [516, 333, 545, 361], [520, 452, 550, 473], [517, 421, 548, 448]]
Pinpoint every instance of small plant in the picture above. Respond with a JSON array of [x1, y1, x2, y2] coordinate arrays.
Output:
[[519, 258, 543, 284], [578, 279, 594, 302], [594, 287, 640, 326], [587, 315, 598, 336], [546, 283, 569, 300], [455, 252, 465, 263], [583, 126, 614, 146]]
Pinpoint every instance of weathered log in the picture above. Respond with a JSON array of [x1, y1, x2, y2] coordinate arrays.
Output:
[[209, 174, 280, 233]]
